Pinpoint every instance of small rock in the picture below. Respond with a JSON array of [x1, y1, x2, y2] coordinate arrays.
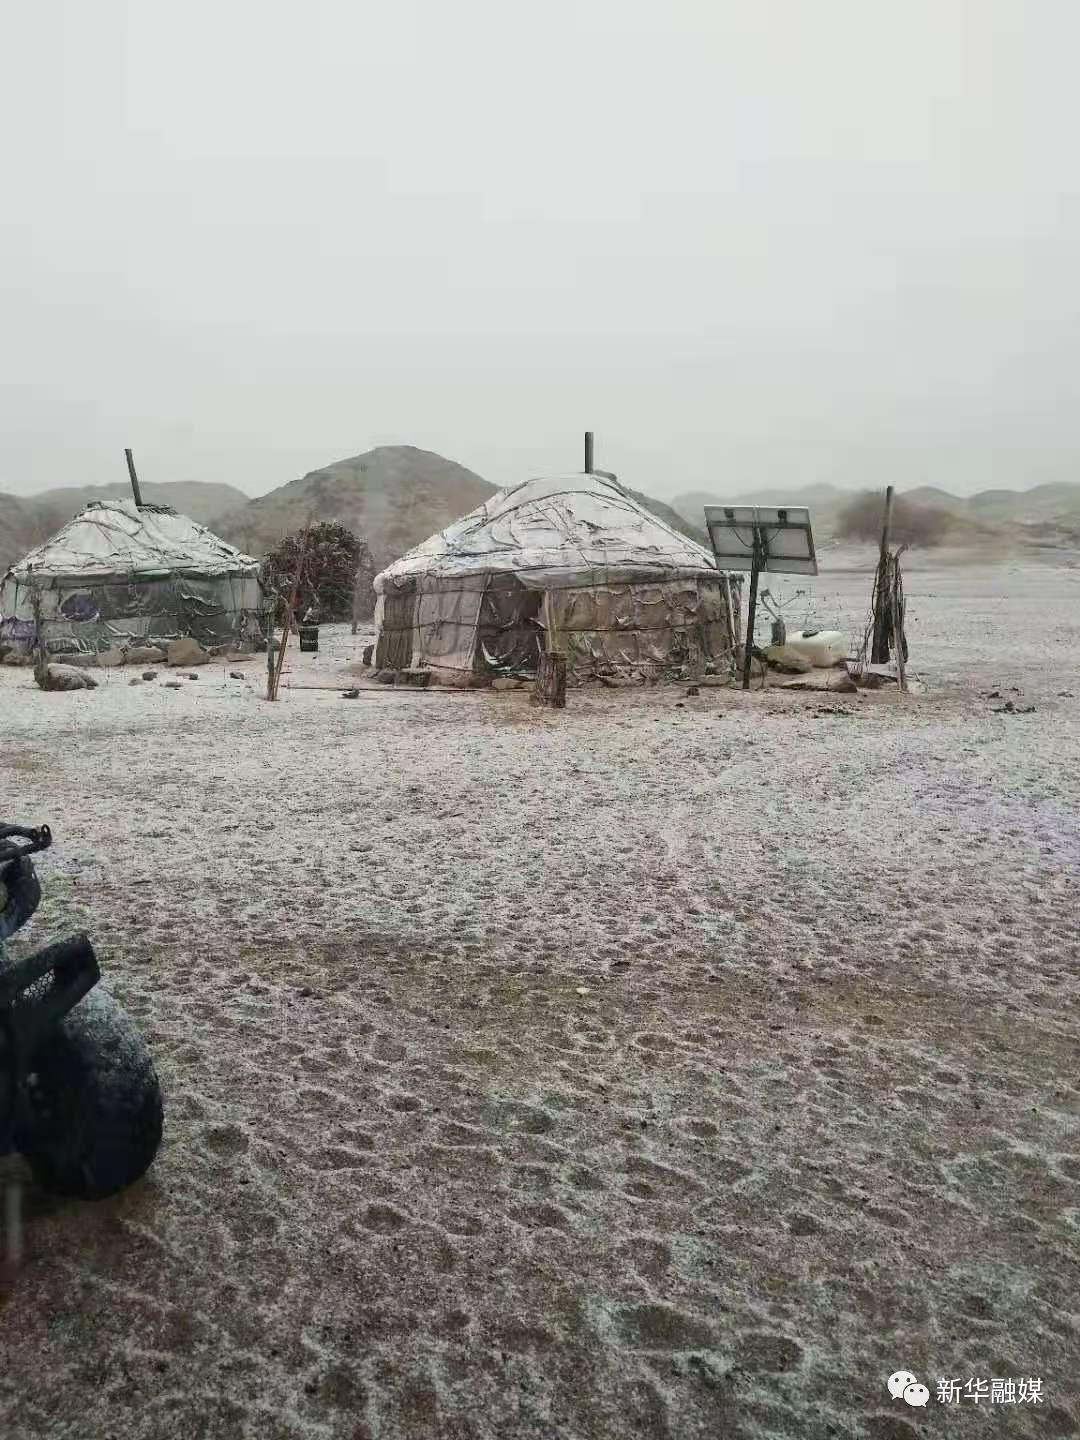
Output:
[[341, 688, 360, 699], [128, 677, 142, 686], [164, 681, 183, 690], [686, 685, 700, 697], [40, 663, 98, 691], [166, 636, 209, 667], [142, 671, 157, 681], [186, 672, 200, 680], [229, 671, 244, 680]]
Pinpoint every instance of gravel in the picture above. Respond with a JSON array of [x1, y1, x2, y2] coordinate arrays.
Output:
[[0, 549, 1077, 1439]]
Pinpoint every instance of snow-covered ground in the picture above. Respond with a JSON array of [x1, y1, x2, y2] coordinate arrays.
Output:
[[1, 550, 1078, 1440]]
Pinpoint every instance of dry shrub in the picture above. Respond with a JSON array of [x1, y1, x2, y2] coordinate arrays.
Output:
[[260, 522, 374, 623], [837, 492, 954, 547]]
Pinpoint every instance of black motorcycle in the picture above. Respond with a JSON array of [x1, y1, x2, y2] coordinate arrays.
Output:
[[0, 824, 162, 1199]]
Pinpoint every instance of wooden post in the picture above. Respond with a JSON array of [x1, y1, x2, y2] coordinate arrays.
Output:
[[891, 567, 907, 693], [721, 573, 738, 666], [871, 487, 895, 664], [878, 485, 895, 565], [584, 432, 594, 473], [351, 569, 361, 636], [533, 589, 567, 707], [741, 529, 763, 692], [124, 449, 144, 508], [532, 653, 567, 708], [265, 603, 275, 697], [28, 569, 48, 690]]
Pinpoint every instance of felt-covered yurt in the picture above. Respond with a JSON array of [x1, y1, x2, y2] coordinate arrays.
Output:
[[0, 499, 264, 656], [373, 471, 739, 682]]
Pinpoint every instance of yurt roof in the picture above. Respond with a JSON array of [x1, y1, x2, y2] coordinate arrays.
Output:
[[376, 472, 722, 591], [5, 499, 259, 583]]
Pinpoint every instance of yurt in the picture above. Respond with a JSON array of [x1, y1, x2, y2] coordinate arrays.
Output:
[[0, 499, 264, 656], [373, 471, 739, 682]]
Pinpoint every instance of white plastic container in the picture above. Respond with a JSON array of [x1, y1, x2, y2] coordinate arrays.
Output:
[[785, 630, 848, 667]]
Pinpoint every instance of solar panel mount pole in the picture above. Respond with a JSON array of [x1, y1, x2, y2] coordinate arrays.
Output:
[[741, 526, 764, 691], [124, 448, 143, 508], [584, 432, 594, 474]]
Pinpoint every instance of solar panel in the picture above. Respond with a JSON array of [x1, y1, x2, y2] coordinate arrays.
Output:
[[704, 505, 818, 576]]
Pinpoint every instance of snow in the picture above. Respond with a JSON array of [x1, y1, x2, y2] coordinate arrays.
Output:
[[2, 498, 258, 584], [0, 547, 1078, 1439], [376, 472, 721, 588]]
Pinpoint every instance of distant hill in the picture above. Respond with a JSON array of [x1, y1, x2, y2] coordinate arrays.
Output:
[[0, 493, 53, 574], [622, 486, 708, 546], [672, 484, 851, 541], [965, 483, 1080, 525], [30, 480, 249, 527], [672, 483, 846, 517], [211, 446, 711, 566], [0, 480, 252, 575], [211, 447, 498, 569], [892, 485, 969, 517], [672, 480, 1080, 546]]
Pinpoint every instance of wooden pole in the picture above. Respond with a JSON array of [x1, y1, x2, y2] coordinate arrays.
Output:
[[265, 603, 275, 697], [584, 432, 594, 474], [29, 569, 48, 689], [891, 566, 907, 693], [721, 573, 738, 664], [271, 600, 294, 699], [124, 449, 144, 508], [871, 486, 895, 664], [268, 524, 311, 700], [878, 485, 895, 567], [741, 530, 762, 691]]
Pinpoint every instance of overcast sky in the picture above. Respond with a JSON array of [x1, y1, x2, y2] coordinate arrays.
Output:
[[3, 1, 1078, 502]]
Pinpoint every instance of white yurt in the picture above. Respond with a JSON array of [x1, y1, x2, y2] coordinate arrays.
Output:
[[0, 499, 264, 656], [373, 471, 739, 682]]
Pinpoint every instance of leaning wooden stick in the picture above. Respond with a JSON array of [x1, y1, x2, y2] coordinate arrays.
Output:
[[268, 522, 312, 701]]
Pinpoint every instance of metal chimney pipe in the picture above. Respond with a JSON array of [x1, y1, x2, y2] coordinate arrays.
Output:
[[124, 449, 144, 508], [584, 432, 594, 473]]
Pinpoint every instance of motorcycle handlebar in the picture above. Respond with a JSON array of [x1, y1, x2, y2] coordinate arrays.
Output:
[[0, 825, 52, 866]]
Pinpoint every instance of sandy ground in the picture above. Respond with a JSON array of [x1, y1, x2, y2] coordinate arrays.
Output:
[[1, 550, 1078, 1440]]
